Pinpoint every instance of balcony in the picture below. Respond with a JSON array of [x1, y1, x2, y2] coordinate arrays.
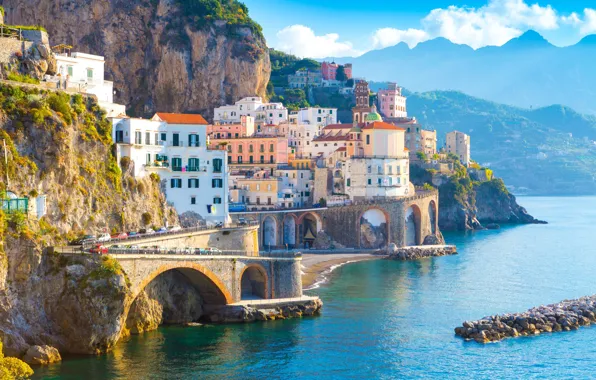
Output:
[[186, 166, 207, 172], [144, 162, 169, 170], [172, 166, 182, 172]]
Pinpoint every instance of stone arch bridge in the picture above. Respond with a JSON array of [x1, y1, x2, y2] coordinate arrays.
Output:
[[233, 191, 439, 250]]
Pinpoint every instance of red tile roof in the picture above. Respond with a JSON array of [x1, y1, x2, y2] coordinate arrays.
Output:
[[153, 112, 208, 125], [336, 147, 347, 152], [361, 121, 406, 131], [322, 123, 361, 130]]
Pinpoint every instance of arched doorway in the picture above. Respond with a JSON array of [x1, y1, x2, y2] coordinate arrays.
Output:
[[405, 205, 422, 246], [360, 208, 388, 249], [301, 213, 321, 248], [429, 200, 437, 235], [240, 265, 268, 300], [283, 215, 297, 248], [263, 216, 277, 248]]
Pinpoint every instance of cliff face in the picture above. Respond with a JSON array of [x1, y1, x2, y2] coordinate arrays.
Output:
[[0, 83, 178, 356], [3, 0, 271, 117]]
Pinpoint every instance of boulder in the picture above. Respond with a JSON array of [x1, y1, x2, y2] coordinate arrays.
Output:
[[23, 345, 62, 365]]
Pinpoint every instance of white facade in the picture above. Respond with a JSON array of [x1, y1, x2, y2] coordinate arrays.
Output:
[[52, 52, 126, 117], [290, 107, 337, 129], [446, 131, 471, 167], [344, 157, 410, 200], [214, 97, 288, 126], [112, 115, 229, 225], [288, 123, 319, 158], [275, 168, 313, 208]]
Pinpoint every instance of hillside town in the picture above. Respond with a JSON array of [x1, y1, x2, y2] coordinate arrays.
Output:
[[96, 54, 471, 228]]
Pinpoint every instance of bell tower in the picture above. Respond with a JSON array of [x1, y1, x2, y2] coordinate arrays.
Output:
[[352, 80, 371, 124]]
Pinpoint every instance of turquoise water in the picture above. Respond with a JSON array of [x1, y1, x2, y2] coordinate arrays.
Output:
[[34, 197, 596, 379]]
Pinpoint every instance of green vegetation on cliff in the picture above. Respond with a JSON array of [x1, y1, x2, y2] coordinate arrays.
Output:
[[0, 341, 33, 379]]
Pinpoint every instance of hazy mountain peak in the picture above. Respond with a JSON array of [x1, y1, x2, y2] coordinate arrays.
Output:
[[504, 30, 553, 48], [577, 34, 596, 45]]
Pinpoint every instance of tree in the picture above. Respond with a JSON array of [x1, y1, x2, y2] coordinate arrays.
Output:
[[336, 65, 347, 81], [416, 151, 428, 161]]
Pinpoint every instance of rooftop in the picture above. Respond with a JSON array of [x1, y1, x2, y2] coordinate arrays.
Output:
[[153, 112, 208, 125], [362, 121, 406, 131]]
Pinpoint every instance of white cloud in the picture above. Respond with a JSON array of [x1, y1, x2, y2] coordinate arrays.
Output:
[[561, 12, 581, 26], [372, 28, 429, 49], [421, 0, 558, 49], [275, 25, 362, 58], [575, 9, 596, 35]]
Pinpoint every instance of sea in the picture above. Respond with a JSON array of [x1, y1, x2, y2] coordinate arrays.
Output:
[[33, 197, 596, 379]]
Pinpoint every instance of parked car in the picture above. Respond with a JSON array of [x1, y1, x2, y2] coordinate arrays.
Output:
[[237, 218, 248, 226], [111, 232, 128, 240], [128, 231, 138, 237], [156, 227, 168, 234], [168, 225, 182, 232], [139, 228, 155, 235], [211, 248, 223, 254], [69, 234, 96, 245], [97, 233, 111, 243], [214, 222, 224, 228], [89, 244, 108, 254], [109, 245, 126, 253], [181, 247, 193, 255]]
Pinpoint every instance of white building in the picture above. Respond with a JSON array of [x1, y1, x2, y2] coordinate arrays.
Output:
[[290, 107, 337, 129], [51, 52, 126, 117], [112, 112, 229, 225], [214, 97, 288, 126], [446, 131, 471, 167], [344, 111, 411, 200], [275, 168, 314, 208], [288, 123, 319, 158]]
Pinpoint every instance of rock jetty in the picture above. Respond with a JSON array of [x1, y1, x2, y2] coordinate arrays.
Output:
[[455, 296, 596, 343], [388, 245, 457, 260]]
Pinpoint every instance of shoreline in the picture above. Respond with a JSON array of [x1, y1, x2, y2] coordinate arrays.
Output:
[[301, 253, 382, 290]]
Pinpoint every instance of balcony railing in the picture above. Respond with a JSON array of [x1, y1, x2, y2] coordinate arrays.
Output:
[[186, 166, 207, 172], [172, 166, 182, 172]]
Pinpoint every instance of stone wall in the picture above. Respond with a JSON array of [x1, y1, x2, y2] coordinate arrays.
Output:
[[388, 245, 457, 260]]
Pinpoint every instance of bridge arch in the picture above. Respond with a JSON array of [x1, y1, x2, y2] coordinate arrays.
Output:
[[240, 264, 269, 300], [283, 214, 298, 247], [131, 262, 233, 305], [429, 200, 437, 235], [262, 216, 278, 248], [298, 212, 322, 248], [405, 204, 422, 246], [359, 207, 390, 249]]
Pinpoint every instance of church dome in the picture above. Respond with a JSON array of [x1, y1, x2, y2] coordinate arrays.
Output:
[[365, 110, 383, 123]]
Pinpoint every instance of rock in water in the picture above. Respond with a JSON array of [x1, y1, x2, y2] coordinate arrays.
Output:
[[23, 345, 62, 365]]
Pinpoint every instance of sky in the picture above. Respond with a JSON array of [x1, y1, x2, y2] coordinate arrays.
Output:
[[242, 0, 596, 58]]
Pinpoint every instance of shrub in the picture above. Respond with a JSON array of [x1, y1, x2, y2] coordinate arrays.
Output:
[[6, 72, 40, 85], [120, 156, 131, 171], [149, 173, 160, 183], [142, 212, 152, 226], [47, 92, 73, 124], [416, 151, 428, 161], [423, 183, 434, 191]]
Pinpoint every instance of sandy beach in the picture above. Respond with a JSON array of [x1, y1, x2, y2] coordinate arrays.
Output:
[[301, 253, 382, 289]]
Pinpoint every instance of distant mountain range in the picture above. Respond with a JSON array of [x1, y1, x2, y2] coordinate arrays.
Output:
[[327, 30, 596, 115], [395, 89, 596, 195]]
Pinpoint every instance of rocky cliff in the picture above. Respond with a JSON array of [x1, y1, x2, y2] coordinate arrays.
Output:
[[411, 163, 545, 231], [0, 82, 179, 357], [2, 0, 271, 117]]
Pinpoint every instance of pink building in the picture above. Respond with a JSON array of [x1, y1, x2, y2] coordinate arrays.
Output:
[[321, 62, 353, 81], [210, 136, 289, 167], [377, 83, 407, 119], [207, 116, 255, 138]]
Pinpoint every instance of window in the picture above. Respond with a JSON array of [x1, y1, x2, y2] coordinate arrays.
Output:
[[227, 145, 232, 153], [249, 156, 254, 163], [189, 134, 199, 147], [67, 65, 73, 76], [170, 178, 182, 188], [145, 132, 151, 145], [368, 178, 372, 185], [270, 155, 274, 163], [260, 144, 265, 153], [267, 184, 272, 191], [317, 117, 322, 122], [135, 131, 142, 144], [238, 145, 243, 153], [170, 157, 182, 171], [235, 133, 239, 138], [347, 178, 351, 187], [86, 68, 93, 80], [188, 178, 199, 188], [191, 197, 196, 205], [154, 133, 159, 145], [238, 156, 243, 164], [378, 165, 382, 174], [378, 178, 382, 185], [249, 145, 254, 153], [173, 133, 180, 146], [228, 156, 232, 164], [367, 166, 372, 174], [269, 144, 274, 152], [213, 197, 222, 204], [213, 158, 223, 173], [260, 155, 264, 163], [146, 153, 151, 165], [366, 135, 370, 145], [212, 179, 223, 188]]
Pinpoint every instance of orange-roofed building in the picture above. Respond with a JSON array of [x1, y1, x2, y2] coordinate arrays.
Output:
[[151, 112, 209, 125]]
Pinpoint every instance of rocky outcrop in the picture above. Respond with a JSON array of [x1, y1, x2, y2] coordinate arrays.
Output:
[[3, 0, 271, 117], [23, 345, 61, 365], [388, 245, 457, 261], [475, 181, 546, 225], [0, 31, 56, 80], [204, 298, 323, 323], [455, 295, 596, 343], [313, 230, 345, 250]]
